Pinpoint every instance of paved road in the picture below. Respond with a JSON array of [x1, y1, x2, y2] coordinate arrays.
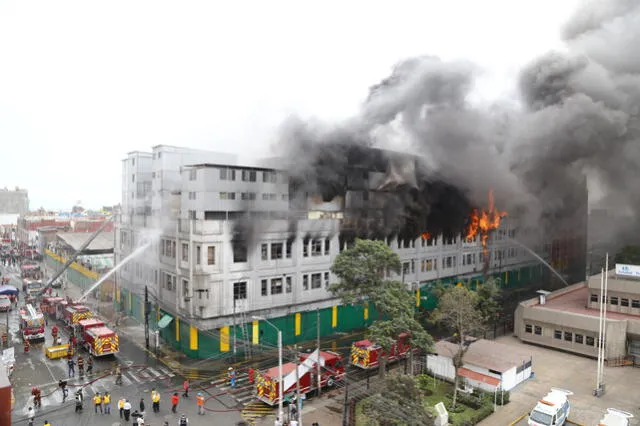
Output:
[[3, 263, 245, 426]]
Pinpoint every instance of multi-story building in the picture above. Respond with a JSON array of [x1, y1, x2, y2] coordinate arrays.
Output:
[[115, 145, 578, 359], [0, 187, 28, 215]]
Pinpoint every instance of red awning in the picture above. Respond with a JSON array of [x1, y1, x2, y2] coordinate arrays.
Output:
[[457, 367, 501, 387]]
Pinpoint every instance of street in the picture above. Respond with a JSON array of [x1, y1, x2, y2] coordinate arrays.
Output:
[[2, 262, 246, 425]]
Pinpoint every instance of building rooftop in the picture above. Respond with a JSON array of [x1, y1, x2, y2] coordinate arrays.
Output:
[[56, 232, 114, 252], [433, 339, 532, 373], [530, 284, 640, 320]]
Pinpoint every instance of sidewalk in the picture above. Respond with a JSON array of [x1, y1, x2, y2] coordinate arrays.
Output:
[[254, 393, 345, 426]]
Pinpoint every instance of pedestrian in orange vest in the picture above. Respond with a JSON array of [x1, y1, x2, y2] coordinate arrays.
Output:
[[171, 392, 179, 413], [196, 392, 204, 416]]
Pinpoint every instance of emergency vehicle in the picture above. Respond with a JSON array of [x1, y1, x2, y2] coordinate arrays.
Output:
[[528, 388, 573, 426], [255, 349, 345, 406], [23, 279, 44, 298], [20, 263, 40, 279], [40, 297, 65, 316], [350, 334, 410, 369], [62, 304, 93, 326], [599, 408, 633, 426], [82, 326, 119, 357], [19, 304, 45, 342]]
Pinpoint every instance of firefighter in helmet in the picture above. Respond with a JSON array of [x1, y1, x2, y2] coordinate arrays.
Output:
[[77, 355, 85, 376], [31, 387, 42, 408], [23, 338, 30, 353], [51, 325, 59, 341], [86, 356, 93, 375]]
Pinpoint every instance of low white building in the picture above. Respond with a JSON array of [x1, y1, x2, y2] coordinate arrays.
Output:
[[426, 339, 533, 392]]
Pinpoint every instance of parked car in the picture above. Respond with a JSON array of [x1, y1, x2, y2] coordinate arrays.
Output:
[[0, 295, 12, 312], [51, 279, 63, 289]]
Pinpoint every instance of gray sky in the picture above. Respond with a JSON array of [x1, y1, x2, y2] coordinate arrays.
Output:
[[0, 0, 579, 210]]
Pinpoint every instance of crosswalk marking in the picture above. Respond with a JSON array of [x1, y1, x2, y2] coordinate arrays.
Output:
[[128, 371, 143, 383]]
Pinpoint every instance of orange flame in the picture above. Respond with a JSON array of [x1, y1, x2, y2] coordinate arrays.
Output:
[[421, 232, 431, 241], [466, 190, 507, 257]]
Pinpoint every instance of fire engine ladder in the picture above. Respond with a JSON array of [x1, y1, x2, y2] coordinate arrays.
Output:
[[239, 310, 253, 360], [282, 349, 321, 393]]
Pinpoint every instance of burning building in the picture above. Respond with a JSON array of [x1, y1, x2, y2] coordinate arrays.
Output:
[[112, 144, 579, 359]]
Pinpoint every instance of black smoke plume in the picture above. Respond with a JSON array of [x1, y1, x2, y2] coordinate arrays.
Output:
[[274, 0, 640, 252]]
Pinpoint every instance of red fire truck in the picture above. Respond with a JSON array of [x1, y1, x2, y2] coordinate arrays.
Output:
[[255, 349, 345, 406], [40, 297, 65, 316], [350, 334, 411, 369], [19, 304, 45, 342], [62, 305, 93, 326], [82, 326, 119, 357]]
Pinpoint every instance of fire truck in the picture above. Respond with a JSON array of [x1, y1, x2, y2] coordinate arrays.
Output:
[[40, 297, 65, 317], [82, 326, 119, 357], [350, 334, 410, 369], [19, 304, 45, 342], [255, 349, 345, 406], [62, 304, 93, 326]]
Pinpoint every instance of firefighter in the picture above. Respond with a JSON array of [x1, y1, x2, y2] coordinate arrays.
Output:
[[59, 379, 68, 402], [1, 333, 7, 348], [31, 387, 42, 408], [228, 367, 237, 388], [86, 356, 93, 375], [77, 355, 85, 376], [115, 365, 123, 385], [24, 338, 30, 353], [51, 325, 59, 342], [248, 367, 255, 384]]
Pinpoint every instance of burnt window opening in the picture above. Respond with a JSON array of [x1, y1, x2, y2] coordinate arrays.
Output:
[[311, 239, 323, 256], [324, 238, 330, 255], [303, 237, 310, 257], [271, 242, 283, 260], [285, 240, 293, 258], [232, 242, 248, 263]]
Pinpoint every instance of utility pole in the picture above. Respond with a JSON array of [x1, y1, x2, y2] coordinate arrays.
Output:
[[295, 354, 302, 426], [144, 285, 150, 349], [232, 298, 237, 363], [317, 308, 321, 397], [342, 371, 349, 426]]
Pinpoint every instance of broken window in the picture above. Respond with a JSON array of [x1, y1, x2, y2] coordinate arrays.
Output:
[[311, 239, 323, 256], [324, 238, 330, 255], [271, 243, 283, 260], [233, 244, 247, 263], [285, 240, 293, 258]]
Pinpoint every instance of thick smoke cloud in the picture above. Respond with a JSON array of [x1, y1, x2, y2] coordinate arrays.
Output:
[[273, 0, 640, 245]]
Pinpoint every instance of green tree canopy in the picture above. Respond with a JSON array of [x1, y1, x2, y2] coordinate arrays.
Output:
[[615, 245, 640, 266], [360, 375, 434, 426]]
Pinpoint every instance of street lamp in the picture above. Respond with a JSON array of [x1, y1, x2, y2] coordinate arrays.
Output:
[[253, 315, 284, 422]]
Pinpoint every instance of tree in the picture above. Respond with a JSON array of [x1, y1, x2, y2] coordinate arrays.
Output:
[[430, 285, 484, 408], [615, 245, 640, 265], [330, 239, 433, 376], [475, 278, 503, 328], [360, 375, 434, 426]]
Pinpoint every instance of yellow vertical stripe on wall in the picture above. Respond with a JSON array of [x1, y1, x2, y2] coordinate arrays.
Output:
[[176, 317, 180, 342], [415, 289, 421, 307], [189, 325, 198, 351], [364, 303, 369, 321], [295, 313, 302, 336], [128, 291, 132, 311], [505, 271, 509, 285], [332, 306, 338, 328], [116, 286, 120, 303], [220, 326, 230, 352], [252, 321, 259, 345], [156, 306, 160, 321]]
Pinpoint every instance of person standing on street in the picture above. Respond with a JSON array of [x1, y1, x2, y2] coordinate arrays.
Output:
[[118, 397, 125, 418], [77, 355, 84, 377], [171, 392, 179, 413], [27, 407, 34, 426], [196, 392, 204, 416], [115, 365, 123, 385], [139, 397, 145, 414], [58, 379, 68, 402], [93, 392, 103, 414], [178, 414, 189, 425], [86, 356, 93, 375], [182, 380, 189, 397], [151, 388, 160, 413], [123, 399, 132, 421], [103, 392, 111, 414]]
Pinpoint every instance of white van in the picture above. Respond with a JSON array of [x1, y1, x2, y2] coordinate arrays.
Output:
[[528, 388, 573, 426], [599, 408, 633, 426]]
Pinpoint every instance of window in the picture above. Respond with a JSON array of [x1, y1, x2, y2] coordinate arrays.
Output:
[[241, 192, 256, 201], [564, 331, 573, 342], [233, 282, 247, 300], [302, 238, 310, 257], [621, 298, 629, 307], [285, 276, 292, 293], [271, 243, 283, 260], [403, 262, 410, 275], [534, 326, 542, 335], [220, 168, 236, 181], [324, 272, 330, 288], [261, 244, 268, 261], [242, 169, 257, 182], [182, 243, 188, 262], [196, 245, 201, 265], [188, 210, 196, 220], [610, 296, 619, 305], [188, 192, 196, 200], [311, 273, 322, 289], [261, 279, 268, 296], [207, 246, 215, 265], [286, 240, 293, 258], [302, 274, 309, 290], [525, 324, 533, 334], [311, 239, 323, 256], [575, 334, 584, 344], [462, 253, 473, 266], [421, 259, 435, 272], [189, 169, 197, 180], [263, 171, 277, 183], [220, 191, 237, 200], [271, 278, 283, 295], [586, 336, 595, 346], [182, 279, 189, 295], [233, 245, 248, 263], [324, 238, 330, 255], [632, 300, 640, 308], [554, 330, 562, 339], [590, 293, 598, 302], [132, 174, 135, 182]]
